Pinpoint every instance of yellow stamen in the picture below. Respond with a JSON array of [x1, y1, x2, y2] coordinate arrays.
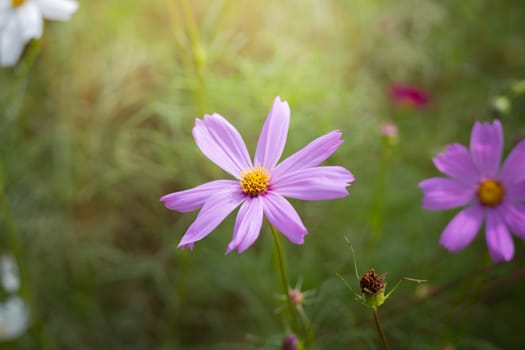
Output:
[[11, 0, 26, 7], [240, 167, 270, 197], [477, 179, 504, 207]]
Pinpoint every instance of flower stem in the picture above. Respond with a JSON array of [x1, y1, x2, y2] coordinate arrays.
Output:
[[373, 308, 391, 350], [297, 305, 315, 345], [178, 0, 206, 113], [269, 224, 300, 336], [368, 139, 393, 243], [179, 0, 199, 46]]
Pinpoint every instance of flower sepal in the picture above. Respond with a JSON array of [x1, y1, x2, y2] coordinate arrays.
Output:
[[360, 285, 387, 310]]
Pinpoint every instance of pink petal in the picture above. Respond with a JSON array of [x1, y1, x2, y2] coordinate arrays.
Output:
[[469, 120, 503, 178], [272, 131, 343, 179], [262, 192, 307, 244], [177, 190, 245, 248], [433, 143, 480, 185], [486, 209, 514, 262], [161, 180, 239, 212], [254, 97, 290, 169], [272, 166, 354, 200], [504, 180, 525, 202], [179, 242, 195, 250], [16, 2, 43, 40], [501, 203, 525, 240], [500, 139, 525, 186], [419, 178, 476, 210], [35, 0, 78, 21], [439, 205, 484, 252], [390, 84, 430, 107], [226, 196, 264, 254], [192, 114, 252, 178]]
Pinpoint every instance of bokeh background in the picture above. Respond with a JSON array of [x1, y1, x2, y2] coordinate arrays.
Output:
[[1, 0, 525, 349]]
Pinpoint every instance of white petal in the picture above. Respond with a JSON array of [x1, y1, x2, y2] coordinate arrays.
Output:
[[0, 16, 27, 67], [34, 0, 78, 20], [1, 255, 20, 293], [0, 296, 29, 340], [0, 1, 11, 12], [16, 2, 43, 40]]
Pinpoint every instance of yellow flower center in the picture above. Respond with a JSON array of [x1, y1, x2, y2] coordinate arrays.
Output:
[[240, 167, 270, 197], [11, 0, 26, 7], [477, 179, 504, 206]]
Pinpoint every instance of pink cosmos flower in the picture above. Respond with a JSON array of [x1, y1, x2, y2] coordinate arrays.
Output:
[[390, 83, 430, 108], [419, 120, 525, 262], [161, 97, 354, 253]]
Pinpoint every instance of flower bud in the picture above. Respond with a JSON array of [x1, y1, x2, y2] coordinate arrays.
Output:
[[380, 122, 399, 146], [380, 123, 398, 139], [288, 289, 304, 306], [490, 96, 511, 117], [282, 333, 301, 350]]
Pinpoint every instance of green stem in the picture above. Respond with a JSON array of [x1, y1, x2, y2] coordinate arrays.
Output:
[[179, 0, 206, 114], [0, 162, 24, 293], [3, 39, 42, 122], [180, 0, 199, 46], [373, 308, 391, 350], [297, 305, 315, 345], [369, 139, 392, 242], [269, 223, 300, 336], [1, 152, 58, 350]]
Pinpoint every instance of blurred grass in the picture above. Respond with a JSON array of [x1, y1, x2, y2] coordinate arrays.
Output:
[[1, 0, 525, 349]]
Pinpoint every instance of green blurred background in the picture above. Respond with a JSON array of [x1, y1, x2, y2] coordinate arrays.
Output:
[[1, 0, 525, 349]]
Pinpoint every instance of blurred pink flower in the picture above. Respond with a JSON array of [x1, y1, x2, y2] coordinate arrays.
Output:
[[390, 84, 430, 108], [161, 97, 354, 253], [282, 334, 300, 350], [380, 122, 398, 138], [419, 120, 525, 262]]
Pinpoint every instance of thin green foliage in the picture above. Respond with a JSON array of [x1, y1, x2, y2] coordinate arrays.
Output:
[[1, 0, 525, 349]]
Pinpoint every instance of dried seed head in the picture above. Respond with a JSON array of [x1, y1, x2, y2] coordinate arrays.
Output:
[[360, 268, 386, 295]]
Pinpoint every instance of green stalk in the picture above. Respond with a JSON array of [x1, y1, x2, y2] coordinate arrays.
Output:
[[0, 162, 24, 295], [373, 308, 391, 350], [369, 138, 392, 242], [269, 223, 300, 336], [179, 0, 206, 113]]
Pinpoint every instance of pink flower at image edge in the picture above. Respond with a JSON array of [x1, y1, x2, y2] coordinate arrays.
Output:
[[161, 97, 354, 253], [419, 120, 525, 262]]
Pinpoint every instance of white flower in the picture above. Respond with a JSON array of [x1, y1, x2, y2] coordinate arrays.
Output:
[[0, 296, 29, 340], [0, 254, 20, 293], [0, 0, 78, 67]]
